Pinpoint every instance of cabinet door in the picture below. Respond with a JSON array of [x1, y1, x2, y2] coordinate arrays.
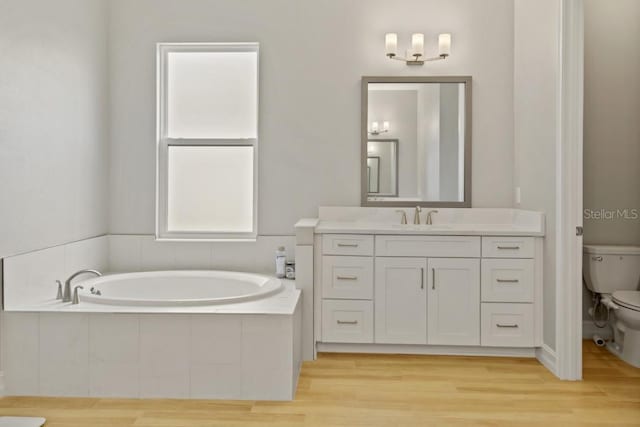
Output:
[[427, 258, 480, 345], [375, 257, 427, 344]]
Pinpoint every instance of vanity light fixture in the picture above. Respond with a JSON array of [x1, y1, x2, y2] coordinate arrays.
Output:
[[385, 33, 451, 65], [369, 121, 390, 136]]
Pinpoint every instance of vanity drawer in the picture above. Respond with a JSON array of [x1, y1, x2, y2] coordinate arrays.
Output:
[[375, 235, 480, 258], [481, 303, 534, 347], [482, 237, 535, 258], [322, 299, 373, 343], [322, 234, 374, 256], [481, 259, 534, 303], [322, 256, 373, 299]]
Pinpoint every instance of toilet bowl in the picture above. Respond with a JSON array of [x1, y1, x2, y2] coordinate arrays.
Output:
[[583, 245, 640, 368]]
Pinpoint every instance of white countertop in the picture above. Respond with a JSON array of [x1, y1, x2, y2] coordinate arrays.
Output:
[[7, 280, 301, 315], [315, 221, 544, 236], [296, 207, 545, 237]]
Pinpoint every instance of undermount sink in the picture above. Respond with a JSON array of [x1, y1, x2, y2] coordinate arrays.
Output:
[[390, 224, 453, 230]]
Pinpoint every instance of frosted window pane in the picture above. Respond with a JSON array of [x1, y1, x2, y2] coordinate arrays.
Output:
[[167, 146, 254, 232], [167, 51, 257, 138]]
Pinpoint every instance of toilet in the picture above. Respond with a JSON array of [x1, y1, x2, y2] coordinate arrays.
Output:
[[583, 245, 640, 368]]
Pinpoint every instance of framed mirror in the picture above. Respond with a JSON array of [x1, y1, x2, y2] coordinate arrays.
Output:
[[361, 76, 471, 207]]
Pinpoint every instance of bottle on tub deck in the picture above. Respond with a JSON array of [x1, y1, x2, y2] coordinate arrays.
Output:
[[275, 246, 286, 278]]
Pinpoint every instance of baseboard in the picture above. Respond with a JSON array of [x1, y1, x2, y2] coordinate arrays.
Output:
[[535, 344, 558, 376], [317, 343, 536, 358], [582, 320, 613, 340]]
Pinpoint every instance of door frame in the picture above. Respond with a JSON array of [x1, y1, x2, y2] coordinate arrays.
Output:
[[555, 0, 584, 380]]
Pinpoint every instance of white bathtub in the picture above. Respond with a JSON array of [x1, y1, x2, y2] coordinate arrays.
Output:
[[78, 270, 283, 306]]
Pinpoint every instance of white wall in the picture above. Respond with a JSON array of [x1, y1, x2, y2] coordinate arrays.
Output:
[[583, 0, 640, 246], [108, 0, 515, 236], [0, 0, 110, 259], [513, 0, 561, 351]]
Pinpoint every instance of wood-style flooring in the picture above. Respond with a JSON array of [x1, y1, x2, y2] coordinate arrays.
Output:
[[1, 341, 638, 426]]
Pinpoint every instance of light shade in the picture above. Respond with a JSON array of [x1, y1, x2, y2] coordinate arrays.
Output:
[[438, 33, 452, 56], [411, 33, 424, 57], [385, 33, 398, 56]]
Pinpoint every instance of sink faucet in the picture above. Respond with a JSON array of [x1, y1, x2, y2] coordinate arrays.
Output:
[[413, 206, 422, 224], [425, 210, 439, 225], [63, 269, 101, 303], [395, 210, 408, 224]]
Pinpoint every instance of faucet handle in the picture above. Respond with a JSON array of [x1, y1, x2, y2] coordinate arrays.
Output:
[[56, 280, 63, 300], [395, 210, 408, 224], [72, 285, 84, 305]]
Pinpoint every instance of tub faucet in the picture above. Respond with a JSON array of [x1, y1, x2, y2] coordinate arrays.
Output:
[[63, 269, 101, 303]]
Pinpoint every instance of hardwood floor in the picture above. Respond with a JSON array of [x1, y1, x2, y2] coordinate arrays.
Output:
[[1, 341, 638, 426]]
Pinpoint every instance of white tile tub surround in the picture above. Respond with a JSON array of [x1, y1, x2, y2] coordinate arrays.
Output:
[[2, 234, 296, 310], [2, 301, 302, 400], [3, 236, 109, 309], [108, 235, 296, 273]]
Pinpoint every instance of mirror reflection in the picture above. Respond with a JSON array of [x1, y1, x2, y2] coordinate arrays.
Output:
[[363, 78, 470, 206]]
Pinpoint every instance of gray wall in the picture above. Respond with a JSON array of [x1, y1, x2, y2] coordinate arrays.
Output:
[[439, 84, 461, 201], [368, 90, 417, 197], [582, 0, 640, 321], [583, 0, 640, 246], [108, 0, 516, 236], [0, 0, 109, 258], [513, 0, 560, 351]]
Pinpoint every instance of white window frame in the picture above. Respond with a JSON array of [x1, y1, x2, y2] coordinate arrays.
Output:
[[156, 42, 259, 241]]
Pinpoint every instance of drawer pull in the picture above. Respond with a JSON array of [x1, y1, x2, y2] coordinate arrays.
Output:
[[496, 323, 519, 328], [420, 268, 424, 289], [432, 268, 436, 290], [337, 243, 359, 248], [336, 275, 358, 281], [337, 320, 358, 325], [497, 245, 521, 250], [496, 278, 520, 283]]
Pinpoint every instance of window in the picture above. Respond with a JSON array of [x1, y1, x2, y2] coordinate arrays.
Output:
[[156, 43, 259, 240]]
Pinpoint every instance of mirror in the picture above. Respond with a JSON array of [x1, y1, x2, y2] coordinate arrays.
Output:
[[367, 139, 398, 196], [362, 76, 471, 207]]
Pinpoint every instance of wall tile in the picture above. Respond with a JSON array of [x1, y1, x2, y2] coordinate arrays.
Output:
[[139, 315, 189, 398], [173, 242, 212, 270], [140, 236, 175, 271], [64, 236, 109, 278], [108, 235, 142, 272], [190, 315, 241, 364], [39, 313, 89, 396], [2, 313, 40, 395]]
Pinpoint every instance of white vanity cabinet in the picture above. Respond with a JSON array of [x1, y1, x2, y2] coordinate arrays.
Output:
[[315, 232, 542, 353], [295, 208, 544, 359]]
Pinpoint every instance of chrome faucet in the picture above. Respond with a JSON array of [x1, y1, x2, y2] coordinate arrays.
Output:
[[413, 206, 422, 224], [425, 210, 439, 225], [63, 269, 101, 303], [72, 286, 84, 305], [395, 210, 408, 224]]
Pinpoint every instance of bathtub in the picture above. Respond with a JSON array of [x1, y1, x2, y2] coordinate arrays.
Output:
[[2, 269, 302, 400], [78, 270, 284, 306]]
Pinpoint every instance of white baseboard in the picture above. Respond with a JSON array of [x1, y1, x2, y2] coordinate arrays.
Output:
[[535, 344, 558, 376], [582, 320, 613, 340], [317, 343, 536, 358]]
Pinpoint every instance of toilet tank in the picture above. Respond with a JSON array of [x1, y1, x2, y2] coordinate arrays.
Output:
[[583, 245, 640, 294]]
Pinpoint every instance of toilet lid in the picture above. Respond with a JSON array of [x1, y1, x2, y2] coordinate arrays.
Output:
[[612, 291, 640, 311]]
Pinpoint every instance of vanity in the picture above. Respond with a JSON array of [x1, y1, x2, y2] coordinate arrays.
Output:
[[296, 208, 545, 358], [294, 75, 545, 359]]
